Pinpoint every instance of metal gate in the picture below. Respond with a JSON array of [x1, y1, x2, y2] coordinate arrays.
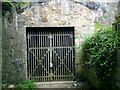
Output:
[[26, 27, 75, 82]]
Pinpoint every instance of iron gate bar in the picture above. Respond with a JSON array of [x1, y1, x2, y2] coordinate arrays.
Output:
[[52, 50, 73, 73], [29, 50, 49, 76], [27, 32, 30, 80]]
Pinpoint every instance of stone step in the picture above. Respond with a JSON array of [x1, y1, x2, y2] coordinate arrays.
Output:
[[35, 81, 89, 88]]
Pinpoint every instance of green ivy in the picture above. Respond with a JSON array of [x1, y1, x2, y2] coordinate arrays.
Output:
[[82, 25, 119, 89]]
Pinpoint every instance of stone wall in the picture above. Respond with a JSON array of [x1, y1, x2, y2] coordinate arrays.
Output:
[[2, 0, 118, 83], [2, 12, 27, 82]]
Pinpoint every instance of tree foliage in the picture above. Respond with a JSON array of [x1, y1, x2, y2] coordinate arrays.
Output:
[[81, 25, 119, 89], [2, 1, 30, 15]]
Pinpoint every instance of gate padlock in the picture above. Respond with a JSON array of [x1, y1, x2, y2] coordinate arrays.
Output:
[[50, 62, 53, 68]]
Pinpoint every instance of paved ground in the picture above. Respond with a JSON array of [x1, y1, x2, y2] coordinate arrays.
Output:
[[35, 81, 90, 89]]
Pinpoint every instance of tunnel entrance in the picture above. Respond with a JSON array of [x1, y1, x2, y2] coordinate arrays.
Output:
[[26, 27, 75, 82]]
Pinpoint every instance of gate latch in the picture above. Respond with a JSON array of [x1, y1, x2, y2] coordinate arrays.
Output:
[[50, 62, 53, 68], [48, 34, 53, 39]]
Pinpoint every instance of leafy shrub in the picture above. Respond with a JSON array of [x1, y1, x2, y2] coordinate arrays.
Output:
[[15, 80, 36, 88], [81, 26, 119, 89], [115, 13, 120, 23]]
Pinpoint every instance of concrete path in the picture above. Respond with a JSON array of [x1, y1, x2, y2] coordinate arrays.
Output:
[[35, 81, 90, 89]]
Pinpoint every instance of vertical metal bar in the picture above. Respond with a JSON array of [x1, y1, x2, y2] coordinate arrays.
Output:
[[67, 30, 69, 78], [57, 30, 58, 80], [59, 30, 61, 81], [65, 31, 67, 80], [33, 33, 35, 81], [56, 33, 57, 81], [30, 31, 31, 80], [63, 32, 66, 79], [44, 32, 45, 82], [57, 33, 58, 81], [47, 34, 50, 81], [57, 31, 58, 81], [62, 34, 63, 81], [35, 33, 36, 82], [54, 33, 56, 81], [63, 31, 65, 80], [39, 31, 40, 82], [45, 31, 47, 82], [37, 32, 38, 82], [73, 29, 75, 81], [40, 32, 43, 82], [34, 33, 36, 81], [30, 31, 32, 81], [43, 32, 44, 82], [41, 31, 43, 82], [50, 32, 53, 81], [71, 30, 73, 80], [38, 33, 39, 82], [68, 30, 70, 78], [40, 31, 41, 82], [62, 34, 65, 79], [59, 31, 63, 80], [60, 31, 61, 81], [63, 33, 65, 80], [43, 32, 45, 82], [33, 32, 35, 81], [45, 32, 46, 82], [43, 31, 45, 82], [56, 31, 57, 80], [28, 31, 29, 81], [65, 30, 69, 80], [43, 31, 44, 82], [52, 33, 54, 81], [35, 32, 36, 81], [70, 31, 71, 80], [68, 31, 73, 79], [44, 32, 46, 82], [38, 32, 39, 82], [29, 31, 30, 80], [36, 32, 38, 82], [61, 31, 62, 81], [47, 32, 48, 82], [35, 34, 37, 82], [27, 31, 30, 81]]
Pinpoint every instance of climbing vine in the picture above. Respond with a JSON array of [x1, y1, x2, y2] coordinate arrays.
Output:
[[81, 25, 119, 89]]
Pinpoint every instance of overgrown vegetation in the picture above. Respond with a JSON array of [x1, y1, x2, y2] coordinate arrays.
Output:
[[2, 80, 36, 88], [15, 80, 36, 88], [2, 80, 10, 88], [114, 12, 120, 47], [2, 1, 30, 15], [115, 13, 120, 23], [81, 25, 119, 89]]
